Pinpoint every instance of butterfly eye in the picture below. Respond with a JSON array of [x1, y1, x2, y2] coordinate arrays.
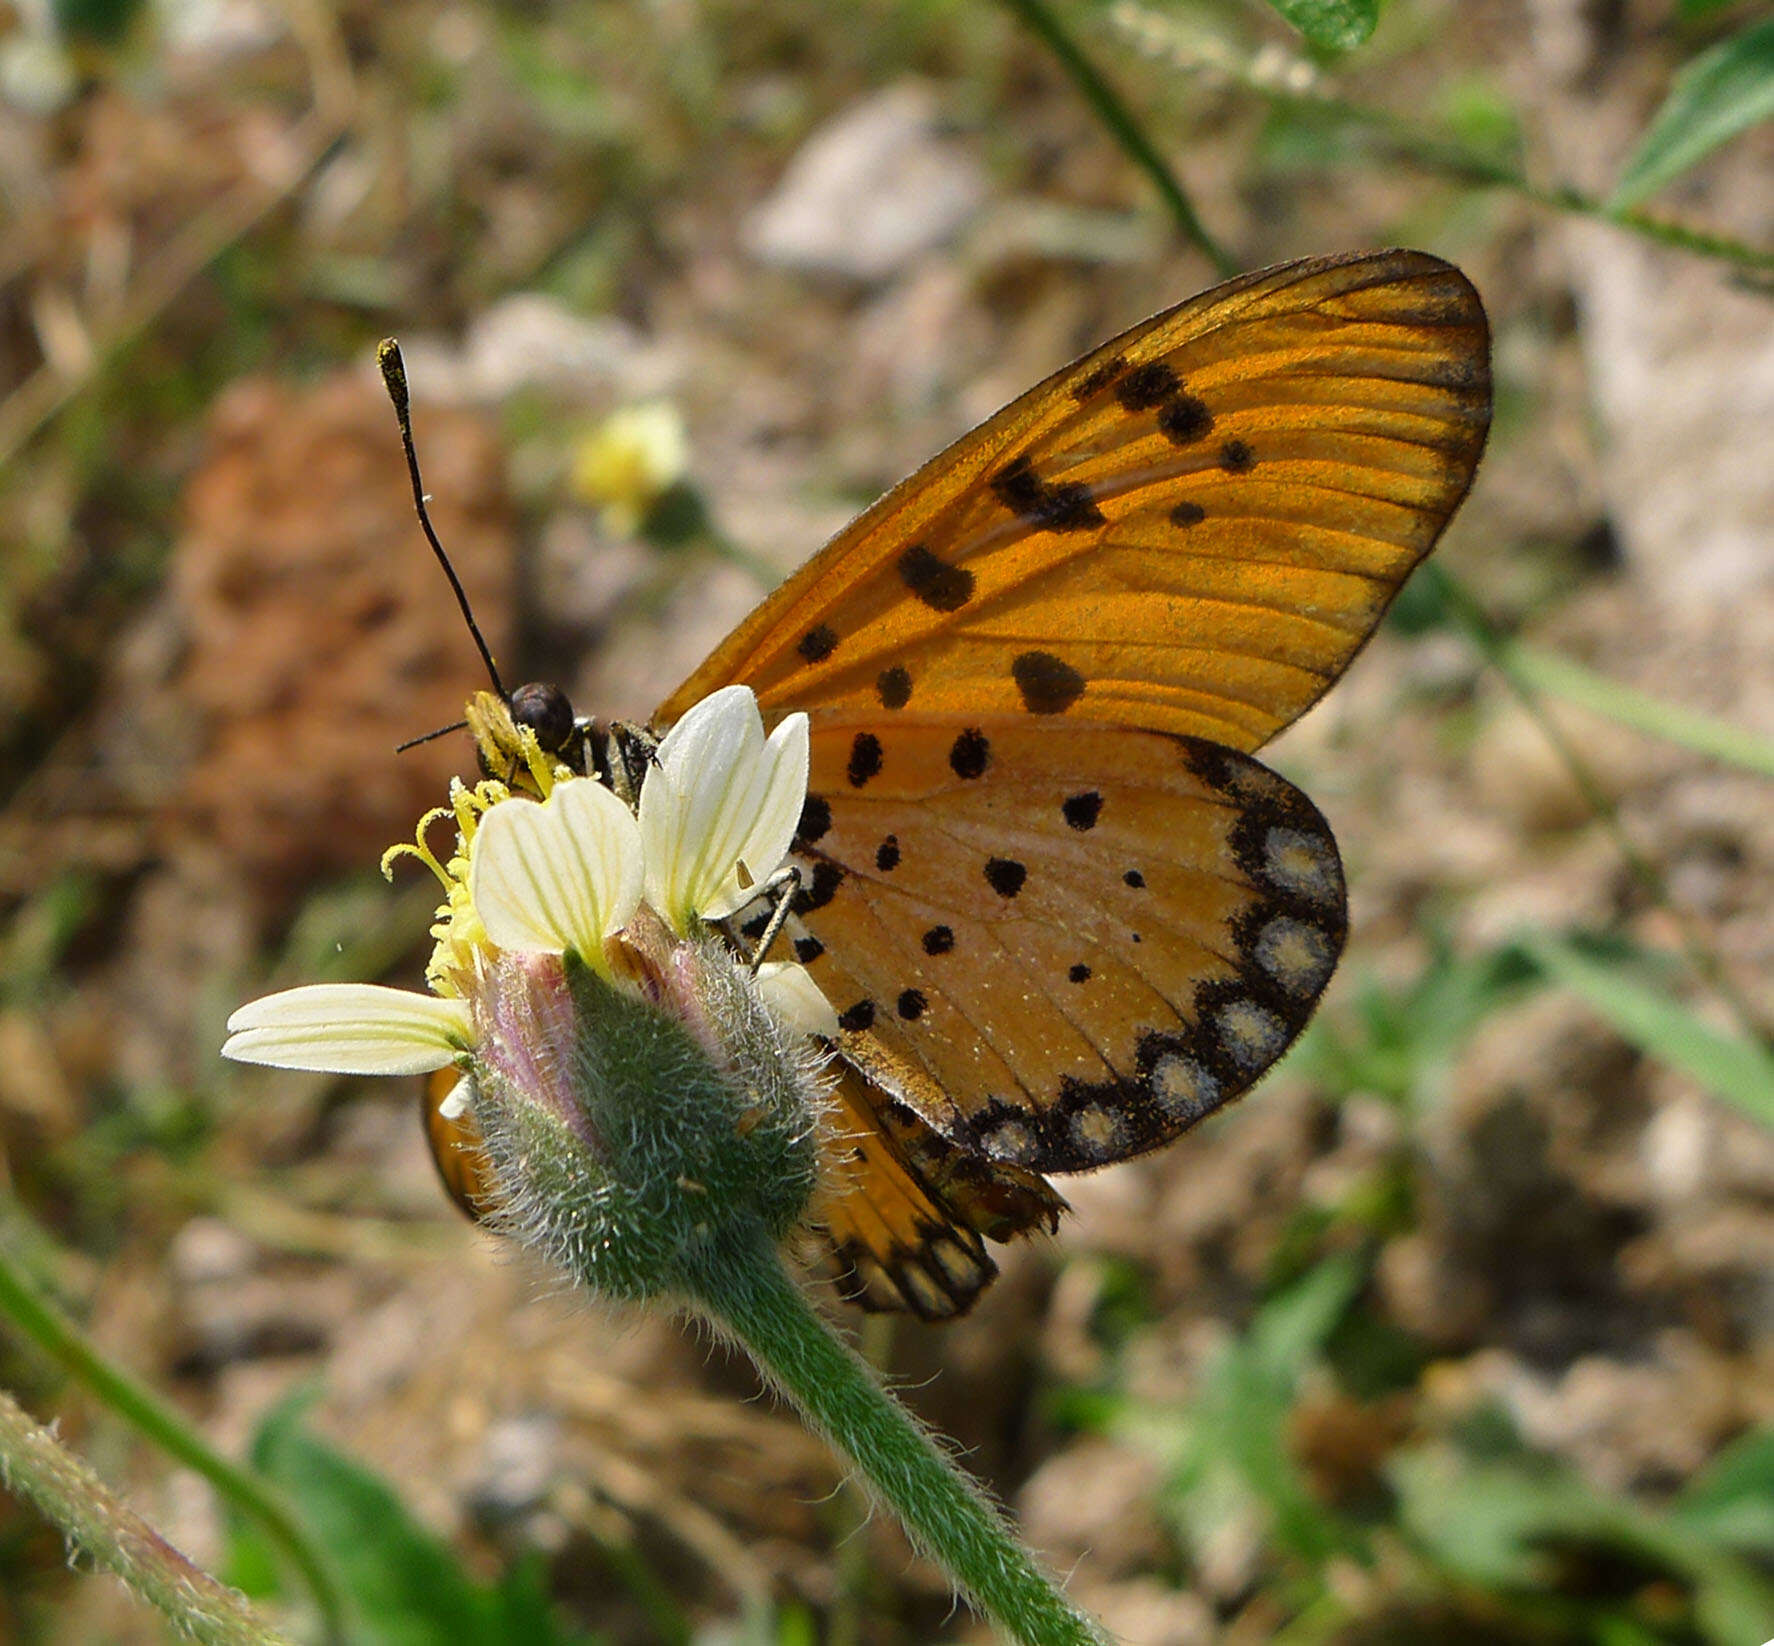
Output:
[[509, 681, 577, 754]]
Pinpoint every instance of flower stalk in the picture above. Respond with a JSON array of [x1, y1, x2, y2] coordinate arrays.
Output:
[[0, 1385, 293, 1646], [682, 1229, 1108, 1646], [0, 1232, 347, 1642]]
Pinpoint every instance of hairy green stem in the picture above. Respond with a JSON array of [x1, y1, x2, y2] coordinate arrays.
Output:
[[0, 1386, 291, 1646], [1000, 0, 1237, 275], [1107, 7, 1774, 275], [685, 1234, 1108, 1646], [0, 1233, 347, 1644]]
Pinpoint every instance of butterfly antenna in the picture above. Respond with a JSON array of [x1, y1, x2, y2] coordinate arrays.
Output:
[[377, 338, 508, 701], [395, 719, 471, 754]]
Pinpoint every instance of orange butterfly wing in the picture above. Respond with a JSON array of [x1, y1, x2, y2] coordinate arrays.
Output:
[[655, 249, 1488, 1305], [778, 719, 1344, 1173], [814, 1052, 1063, 1319], [658, 249, 1489, 751], [423, 1069, 498, 1220]]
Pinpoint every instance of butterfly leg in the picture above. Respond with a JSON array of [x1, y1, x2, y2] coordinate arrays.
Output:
[[727, 863, 801, 973]]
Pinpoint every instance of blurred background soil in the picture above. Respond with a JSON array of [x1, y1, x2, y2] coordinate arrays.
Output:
[[0, 0, 1770, 1641]]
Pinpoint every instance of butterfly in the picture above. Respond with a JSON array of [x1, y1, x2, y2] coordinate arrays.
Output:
[[424, 249, 1491, 1319]]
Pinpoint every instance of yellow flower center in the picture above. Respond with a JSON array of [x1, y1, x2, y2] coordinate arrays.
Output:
[[380, 709, 581, 998]]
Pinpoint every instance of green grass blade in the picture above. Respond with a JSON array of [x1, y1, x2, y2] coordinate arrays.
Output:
[[1610, 19, 1774, 208], [243, 1393, 605, 1646], [1518, 935, 1774, 1125], [1260, 0, 1380, 50], [1498, 639, 1774, 778]]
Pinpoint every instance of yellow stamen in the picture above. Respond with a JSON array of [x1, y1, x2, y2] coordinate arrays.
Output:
[[381, 804, 457, 888]]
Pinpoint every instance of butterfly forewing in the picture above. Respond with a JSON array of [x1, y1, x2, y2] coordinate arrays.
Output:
[[784, 718, 1345, 1173], [658, 249, 1490, 754]]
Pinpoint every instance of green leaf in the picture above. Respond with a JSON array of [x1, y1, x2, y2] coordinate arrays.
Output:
[[1673, 1427, 1774, 1551], [242, 1391, 601, 1646], [1260, 0, 1380, 52], [1498, 638, 1774, 778], [1679, 0, 1751, 22], [1611, 19, 1774, 207], [1249, 1250, 1367, 1385], [1393, 1446, 1774, 1644], [1518, 934, 1774, 1125], [1129, 1255, 1370, 1573]]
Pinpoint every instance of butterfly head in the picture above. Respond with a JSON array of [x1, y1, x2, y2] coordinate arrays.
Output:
[[468, 681, 660, 809], [506, 680, 576, 758]]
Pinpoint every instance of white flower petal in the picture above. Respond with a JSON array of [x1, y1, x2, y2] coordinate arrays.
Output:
[[222, 984, 469, 1075], [641, 685, 758, 927], [755, 961, 839, 1042], [701, 711, 809, 922], [471, 779, 643, 960], [640, 686, 810, 929]]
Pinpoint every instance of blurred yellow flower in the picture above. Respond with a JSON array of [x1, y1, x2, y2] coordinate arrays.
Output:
[[569, 401, 688, 535]]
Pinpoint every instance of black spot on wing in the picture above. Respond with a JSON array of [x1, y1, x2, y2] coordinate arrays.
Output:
[[838, 999, 876, 1034], [1068, 963, 1090, 983], [896, 988, 926, 1021], [795, 861, 845, 912], [898, 544, 974, 612], [922, 925, 955, 955], [950, 729, 990, 779], [1012, 650, 1085, 715], [1114, 360, 1179, 411], [1123, 869, 1145, 889], [793, 935, 824, 964], [875, 835, 900, 872], [1071, 353, 1126, 401], [1062, 791, 1102, 831], [1158, 393, 1213, 445], [847, 732, 883, 787], [1169, 500, 1206, 528], [796, 794, 831, 846], [990, 455, 1104, 533], [797, 625, 837, 663], [1219, 439, 1255, 473], [877, 666, 912, 709], [984, 857, 1026, 897]]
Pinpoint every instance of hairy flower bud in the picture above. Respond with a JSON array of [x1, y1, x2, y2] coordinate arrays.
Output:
[[223, 684, 833, 1304], [466, 912, 825, 1302]]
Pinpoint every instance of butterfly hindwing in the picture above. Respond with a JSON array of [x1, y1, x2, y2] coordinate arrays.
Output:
[[813, 1050, 1064, 1319], [785, 716, 1346, 1174], [658, 249, 1490, 755]]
